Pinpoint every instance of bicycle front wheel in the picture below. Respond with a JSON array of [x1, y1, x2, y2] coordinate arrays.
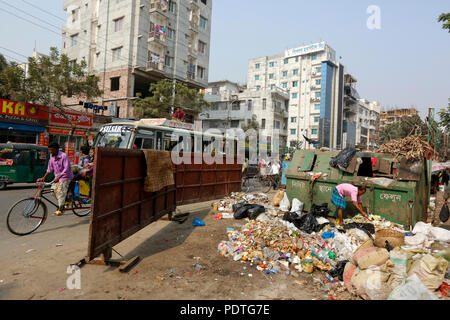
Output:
[[7, 198, 47, 236]]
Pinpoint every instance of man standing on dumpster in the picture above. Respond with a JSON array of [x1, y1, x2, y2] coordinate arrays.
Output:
[[331, 183, 372, 225]]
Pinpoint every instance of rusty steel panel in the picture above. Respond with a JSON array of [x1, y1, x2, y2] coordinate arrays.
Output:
[[396, 159, 422, 181], [174, 154, 242, 206], [87, 148, 176, 261], [378, 159, 392, 174]]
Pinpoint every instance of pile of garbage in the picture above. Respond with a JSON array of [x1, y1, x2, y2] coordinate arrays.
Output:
[[215, 190, 450, 300]]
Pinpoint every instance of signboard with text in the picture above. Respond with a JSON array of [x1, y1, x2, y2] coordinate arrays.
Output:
[[65, 142, 76, 164], [49, 108, 93, 129], [0, 99, 49, 127], [48, 127, 87, 136], [39, 132, 49, 146], [285, 41, 326, 59]]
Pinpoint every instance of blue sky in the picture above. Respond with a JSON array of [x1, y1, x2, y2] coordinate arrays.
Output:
[[0, 0, 448, 119]]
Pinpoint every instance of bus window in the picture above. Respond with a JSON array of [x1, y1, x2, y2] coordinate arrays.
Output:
[[134, 137, 143, 149], [142, 138, 154, 150]]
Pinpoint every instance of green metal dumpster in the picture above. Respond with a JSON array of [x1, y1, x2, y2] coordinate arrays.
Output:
[[286, 150, 431, 229]]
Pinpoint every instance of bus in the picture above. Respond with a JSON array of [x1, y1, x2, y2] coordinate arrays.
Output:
[[94, 119, 240, 157]]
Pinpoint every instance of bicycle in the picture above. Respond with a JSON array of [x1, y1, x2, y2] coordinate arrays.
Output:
[[260, 174, 281, 193], [6, 181, 91, 236]]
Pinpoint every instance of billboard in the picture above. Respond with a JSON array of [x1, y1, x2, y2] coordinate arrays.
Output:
[[0, 99, 49, 127]]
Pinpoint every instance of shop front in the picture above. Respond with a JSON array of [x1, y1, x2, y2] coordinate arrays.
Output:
[[0, 99, 49, 144]]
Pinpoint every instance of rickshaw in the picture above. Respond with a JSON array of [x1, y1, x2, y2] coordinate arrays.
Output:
[[0, 143, 52, 190]]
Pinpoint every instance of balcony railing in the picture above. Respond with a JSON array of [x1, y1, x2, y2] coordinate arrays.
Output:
[[310, 97, 321, 103], [151, 0, 169, 10], [311, 72, 322, 78], [187, 71, 195, 80], [310, 85, 321, 91]]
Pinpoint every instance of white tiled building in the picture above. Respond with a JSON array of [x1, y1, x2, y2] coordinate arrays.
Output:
[[61, 0, 212, 119]]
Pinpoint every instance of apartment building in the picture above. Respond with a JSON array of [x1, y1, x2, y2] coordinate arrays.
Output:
[[61, 0, 212, 119], [246, 41, 344, 150], [201, 81, 289, 152], [380, 108, 419, 129]]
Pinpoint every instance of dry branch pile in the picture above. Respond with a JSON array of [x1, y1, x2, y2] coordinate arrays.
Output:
[[376, 136, 433, 161]]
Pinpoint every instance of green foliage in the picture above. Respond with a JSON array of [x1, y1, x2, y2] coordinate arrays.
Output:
[[289, 140, 303, 154], [0, 47, 102, 122], [0, 54, 8, 73], [379, 114, 427, 144], [133, 79, 210, 119], [241, 115, 260, 132], [438, 13, 450, 32], [438, 105, 450, 132]]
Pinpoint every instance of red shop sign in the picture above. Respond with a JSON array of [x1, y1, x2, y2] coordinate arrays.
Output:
[[49, 108, 93, 129]]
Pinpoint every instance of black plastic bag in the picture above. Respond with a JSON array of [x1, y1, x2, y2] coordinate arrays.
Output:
[[329, 260, 349, 281], [283, 211, 302, 223], [439, 203, 449, 223], [343, 222, 375, 238], [329, 147, 356, 169], [247, 205, 266, 220], [294, 214, 329, 234], [310, 203, 331, 217], [233, 204, 254, 219]]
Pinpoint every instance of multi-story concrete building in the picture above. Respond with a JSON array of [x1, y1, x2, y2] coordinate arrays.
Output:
[[61, 0, 212, 120], [380, 108, 419, 129], [246, 41, 344, 150], [201, 81, 289, 152]]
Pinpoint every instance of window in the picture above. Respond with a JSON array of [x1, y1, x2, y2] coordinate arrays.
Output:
[[169, 0, 176, 13], [197, 66, 205, 79], [292, 93, 298, 99], [199, 16, 207, 29], [274, 121, 280, 129], [293, 69, 299, 75], [198, 40, 206, 54], [71, 34, 78, 47], [269, 62, 274, 67], [292, 81, 298, 87], [230, 120, 240, 128], [315, 79, 321, 85], [255, 63, 260, 69], [284, 58, 289, 64], [291, 129, 296, 135], [311, 54, 317, 60], [248, 100, 252, 110], [314, 117, 319, 123], [270, 84, 275, 90], [312, 129, 318, 135], [282, 71, 288, 77], [112, 47, 122, 61], [111, 77, 120, 91], [315, 92, 321, 98], [282, 82, 287, 89], [315, 104, 320, 110], [269, 73, 274, 79], [255, 75, 259, 80], [232, 102, 240, 111], [261, 119, 266, 129], [295, 57, 299, 62], [165, 56, 174, 67], [168, 28, 175, 39], [291, 117, 297, 123], [262, 98, 266, 110], [317, 67, 322, 73], [256, 85, 261, 91], [114, 17, 124, 32]]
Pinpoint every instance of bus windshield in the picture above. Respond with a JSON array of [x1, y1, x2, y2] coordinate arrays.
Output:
[[95, 125, 134, 149]]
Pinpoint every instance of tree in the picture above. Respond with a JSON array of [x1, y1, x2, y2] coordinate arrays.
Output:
[[133, 79, 210, 120], [378, 114, 427, 144], [241, 115, 260, 132], [438, 104, 450, 132], [438, 13, 450, 33], [0, 47, 102, 126], [289, 140, 303, 154], [0, 53, 8, 73]]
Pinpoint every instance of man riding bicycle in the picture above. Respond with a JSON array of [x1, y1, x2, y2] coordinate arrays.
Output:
[[37, 142, 74, 216]]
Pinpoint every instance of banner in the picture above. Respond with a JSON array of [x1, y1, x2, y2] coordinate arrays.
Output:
[[49, 108, 93, 129], [39, 132, 49, 146], [0, 99, 49, 127], [65, 142, 76, 164], [48, 127, 87, 136]]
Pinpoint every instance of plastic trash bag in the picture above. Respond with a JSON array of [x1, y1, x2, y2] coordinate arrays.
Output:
[[279, 193, 290, 212], [329, 260, 349, 281], [290, 198, 304, 213], [310, 203, 331, 217], [233, 204, 265, 220], [192, 218, 205, 227], [439, 203, 449, 223], [247, 205, 265, 220], [329, 147, 356, 169], [344, 223, 375, 238], [388, 274, 439, 300], [291, 214, 329, 234]]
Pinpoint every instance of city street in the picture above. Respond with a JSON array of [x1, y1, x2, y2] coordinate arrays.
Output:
[[0, 185, 331, 300]]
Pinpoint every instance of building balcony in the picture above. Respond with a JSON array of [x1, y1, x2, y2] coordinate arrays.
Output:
[[146, 60, 165, 75], [311, 72, 322, 78], [310, 97, 321, 103], [148, 32, 167, 47], [310, 85, 321, 91], [190, 0, 200, 9], [187, 71, 196, 81], [150, 1, 169, 19], [188, 44, 198, 57]]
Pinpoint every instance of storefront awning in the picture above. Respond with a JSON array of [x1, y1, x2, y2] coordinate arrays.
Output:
[[0, 122, 45, 132]]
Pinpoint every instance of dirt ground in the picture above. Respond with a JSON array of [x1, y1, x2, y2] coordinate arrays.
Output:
[[1, 191, 353, 301], [2, 190, 448, 300]]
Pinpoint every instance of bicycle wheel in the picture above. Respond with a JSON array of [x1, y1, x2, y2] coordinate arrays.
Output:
[[71, 200, 91, 217], [263, 177, 273, 193], [7, 198, 47, 236]]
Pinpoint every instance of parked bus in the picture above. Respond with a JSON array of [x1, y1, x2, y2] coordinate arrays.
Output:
[[94, 119, 240, 156]]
